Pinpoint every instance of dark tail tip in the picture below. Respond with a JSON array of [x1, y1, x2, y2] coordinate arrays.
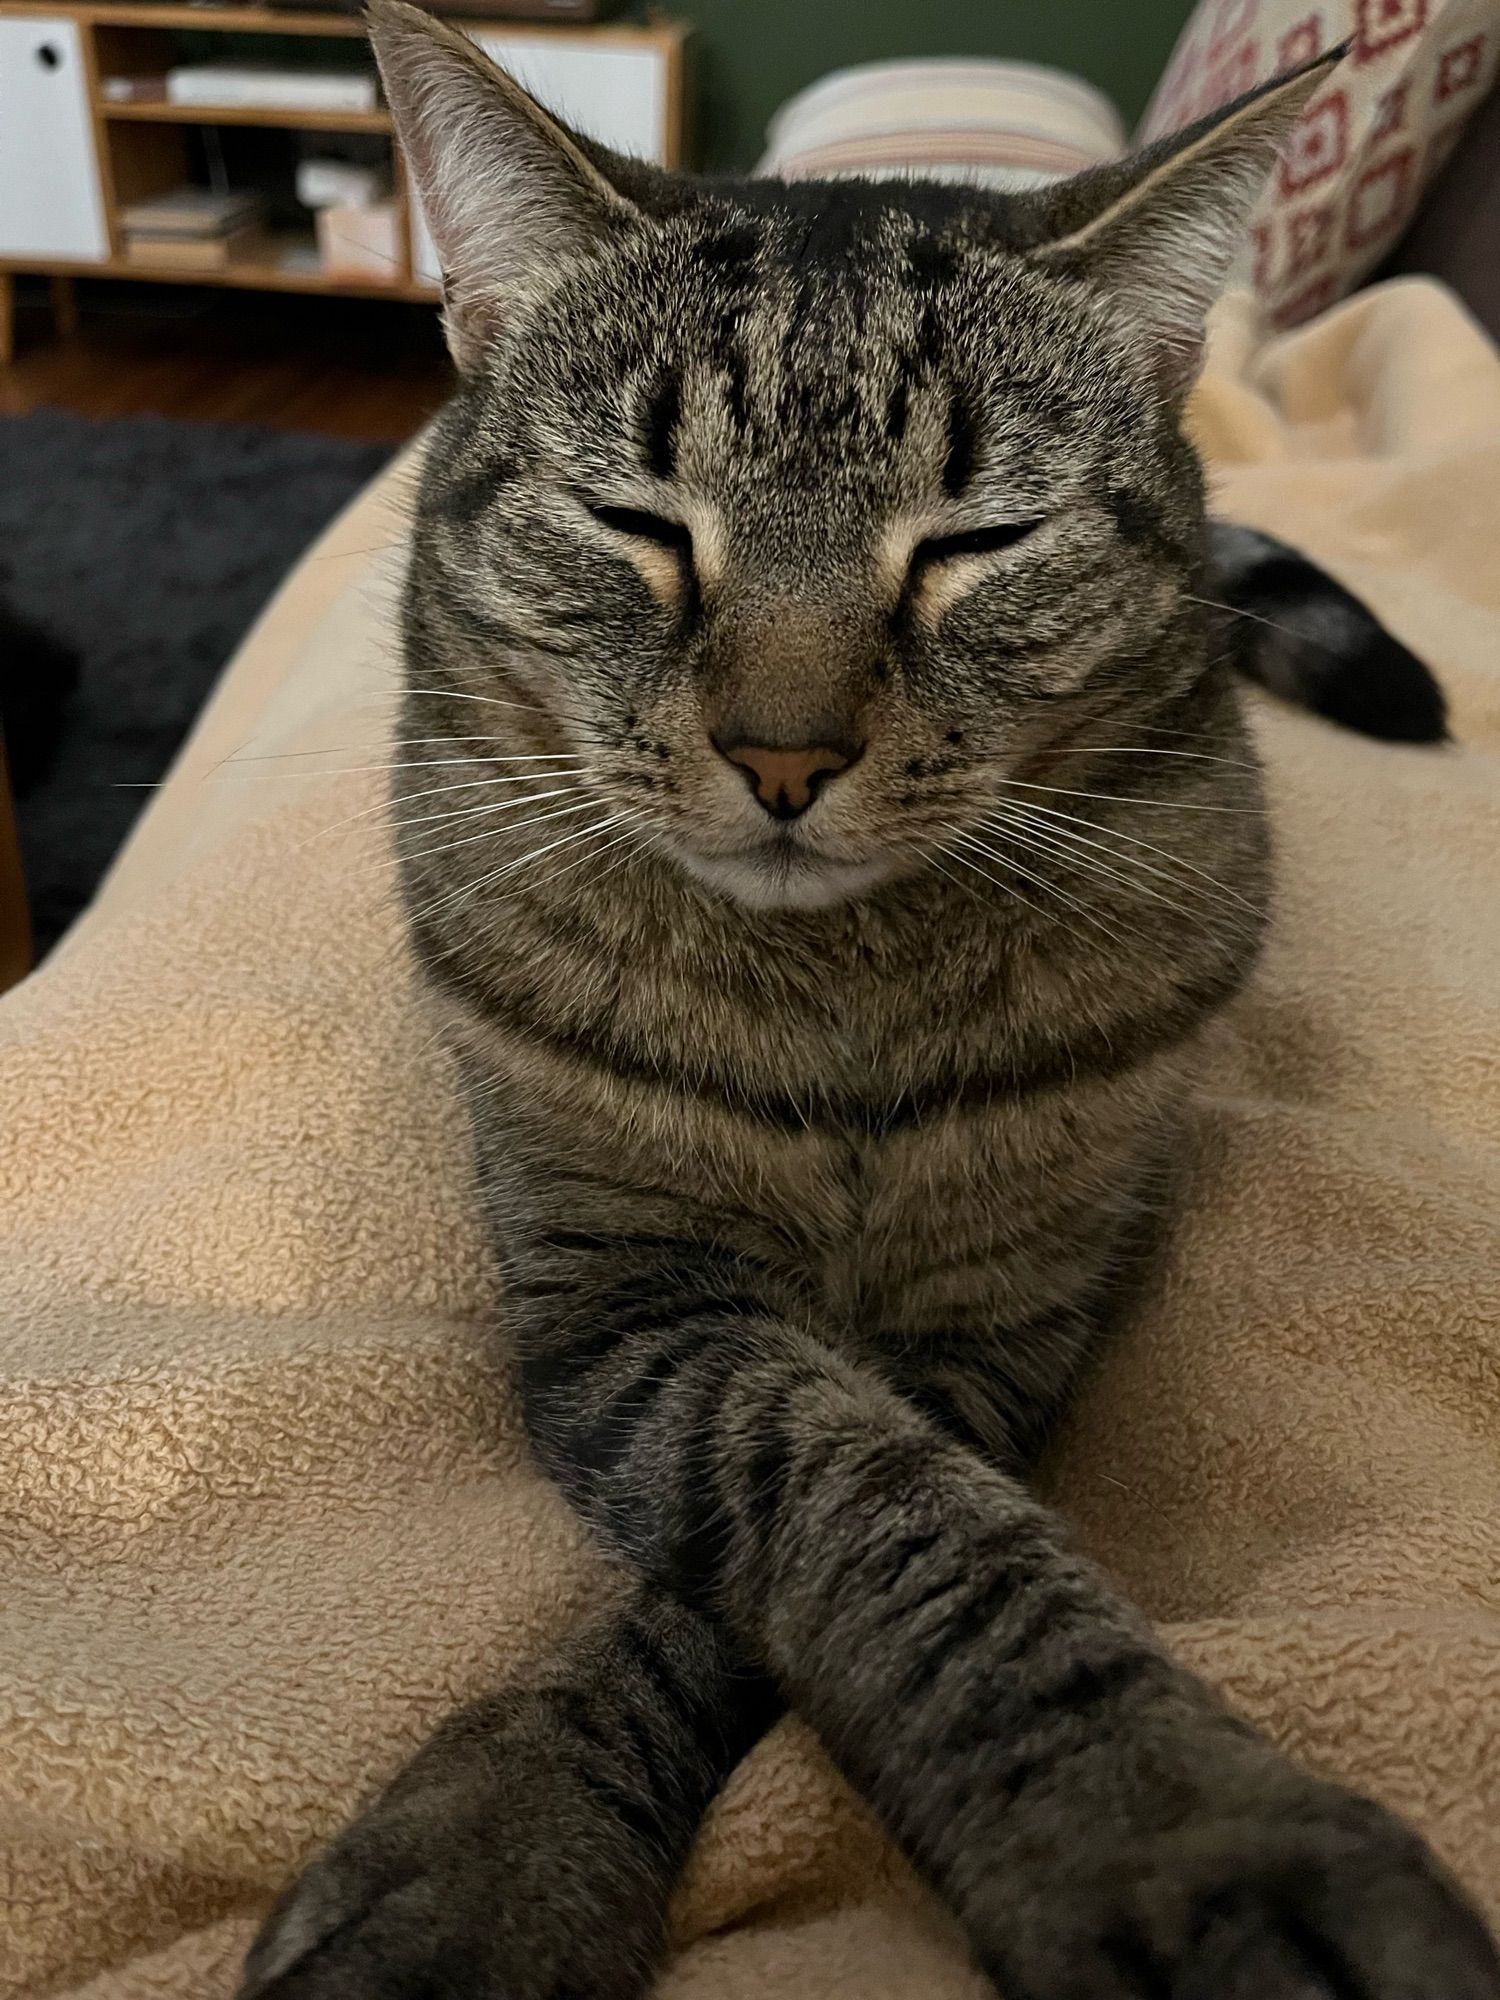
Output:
[[1298, 618, 1449, 743], [1207, 523, 1449, 745]]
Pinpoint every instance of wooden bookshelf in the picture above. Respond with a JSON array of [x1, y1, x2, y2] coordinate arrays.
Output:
[[102, 100, 396, 131], [3, 1, 678, 46], [0, 1, 690, 360], [12, 240, 439, 298]]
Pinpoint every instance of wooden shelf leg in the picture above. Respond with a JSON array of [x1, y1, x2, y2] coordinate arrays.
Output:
[[0, 738, 32, 996], [51, 274, 80, 341], [0, 273, 16, 368]]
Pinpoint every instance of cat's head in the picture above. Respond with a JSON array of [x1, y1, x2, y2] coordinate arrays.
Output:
[[373, 1, 1328, 912]]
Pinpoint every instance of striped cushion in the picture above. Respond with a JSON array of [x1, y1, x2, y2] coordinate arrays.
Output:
[[758, 58, 1127, 191], [755, 13, 1499, 331]]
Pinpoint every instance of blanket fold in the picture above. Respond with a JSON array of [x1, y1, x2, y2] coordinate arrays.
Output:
[[3, 278, 1498, 1998]]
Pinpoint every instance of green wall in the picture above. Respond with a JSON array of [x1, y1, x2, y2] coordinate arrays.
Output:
[[675, 0, 1193, 170]]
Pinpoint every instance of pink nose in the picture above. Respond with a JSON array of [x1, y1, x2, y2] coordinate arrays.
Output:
[[716, 741, 857, 819]]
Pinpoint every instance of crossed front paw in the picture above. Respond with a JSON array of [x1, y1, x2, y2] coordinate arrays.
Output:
[[975, 1776, 1499, 2000], [239, 1772, 664, 2000]]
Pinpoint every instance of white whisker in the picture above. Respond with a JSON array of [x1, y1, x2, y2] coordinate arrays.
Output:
[[936, 835, 1078, 933], [404, 680, 595, 734], [399, 686, 551, 715], [247, 753, 585, 782], [1071, 745, 1259, 772], [985, 797, 1262, 917], [907, 834, 1035, 919], [303, 769, 588, 845], [397, 793, 598, 868], [523, 814, 646, 897], [112, 733, 519, 792], [421, 809, 638, 921], [979, 804, 1229, 929], [946, 828, 1130, 952], [391, 782, 588, 837], [995, 775, 1258, 814], [1122, 719, 1232, 739], [1184, 591, 1313, 650], [225, 734, 495, 766], [983, 805, 1198, 920]]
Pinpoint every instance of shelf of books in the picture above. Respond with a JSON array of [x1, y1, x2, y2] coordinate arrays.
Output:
[[0, 0, 690, 357]]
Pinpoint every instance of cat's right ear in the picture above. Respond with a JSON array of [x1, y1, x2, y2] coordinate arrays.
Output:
[[367, 0, 638, 373], [1024, 53, 1339, 397]]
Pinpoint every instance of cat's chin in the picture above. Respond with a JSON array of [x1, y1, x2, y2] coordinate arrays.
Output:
[[669, 841, 898, 912]]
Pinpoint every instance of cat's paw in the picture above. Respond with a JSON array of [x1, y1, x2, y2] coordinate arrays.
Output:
[[239, 1770, 662, 2000], [984, 1780, 1500, 2000]]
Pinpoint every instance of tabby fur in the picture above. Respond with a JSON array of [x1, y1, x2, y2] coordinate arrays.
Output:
[[242, 11, 1496, 1998]]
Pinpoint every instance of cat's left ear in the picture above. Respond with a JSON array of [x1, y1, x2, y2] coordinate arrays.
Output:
[[1027, 52, 1341, 394], [367, 0, 640, 373]]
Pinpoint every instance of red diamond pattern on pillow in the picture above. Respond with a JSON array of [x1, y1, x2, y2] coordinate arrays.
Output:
[[1370, 80, 1411, 137], [1279, 14, 1328, 66], [1280, 88, 1352, 187], [1347, 144, 1420, 240], [1139, 0, 1500, 326], [1288, 201, 1338, 269], [1438, 33, 1489, 92], [1357, 0, 1431, 60], [1215, 38, 1266, 96], [1211, 0, 1262, 44]]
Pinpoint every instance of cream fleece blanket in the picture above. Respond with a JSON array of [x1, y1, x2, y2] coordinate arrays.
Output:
[[3, 277, 1499, 1999]]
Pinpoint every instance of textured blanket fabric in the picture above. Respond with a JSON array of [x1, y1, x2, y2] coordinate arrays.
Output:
[[2, 278, 1498, 1997]]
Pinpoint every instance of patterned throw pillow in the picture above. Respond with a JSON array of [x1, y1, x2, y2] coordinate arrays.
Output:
[[1138, 0, 1500, 325]]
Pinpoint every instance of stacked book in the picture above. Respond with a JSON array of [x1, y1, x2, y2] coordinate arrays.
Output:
[[164, 63, 379, 114], [121, 189, 267, 271]]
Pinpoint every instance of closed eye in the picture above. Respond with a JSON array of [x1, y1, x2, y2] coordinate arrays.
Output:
[[913, 518, 1044, 567], [587, 501, 693, 560]]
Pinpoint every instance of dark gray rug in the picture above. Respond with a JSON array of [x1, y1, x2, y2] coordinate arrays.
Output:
[[0, 409, 393, 955]]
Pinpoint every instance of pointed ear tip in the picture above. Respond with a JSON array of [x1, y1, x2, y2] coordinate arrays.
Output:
[[1276, 38, 1349, 91], [367, 0, 482, 85], [1232, 39, 1346, 136], [364, 0, 435, 42]]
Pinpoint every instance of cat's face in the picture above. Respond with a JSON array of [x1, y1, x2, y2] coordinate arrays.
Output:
[[375, 1, 1323, 912], [420, 206, 1200, 911]]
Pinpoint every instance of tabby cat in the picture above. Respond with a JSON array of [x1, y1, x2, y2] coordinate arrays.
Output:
[[242, 9, 1493, 1997]]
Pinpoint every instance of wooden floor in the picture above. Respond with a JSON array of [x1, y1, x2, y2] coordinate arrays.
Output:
[[0, 275, 453, 441]]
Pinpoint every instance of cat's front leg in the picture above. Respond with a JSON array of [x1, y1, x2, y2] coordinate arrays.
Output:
[[245, 1222, 1499, 2000], [514, 1230, 1500, 2000], [240, 1582, 777, 2000]]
